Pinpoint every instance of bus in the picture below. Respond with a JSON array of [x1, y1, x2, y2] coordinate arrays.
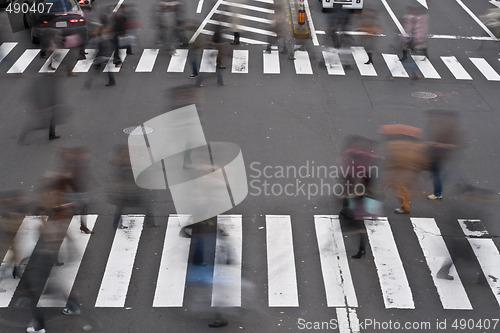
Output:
[[321, 0, 363, 12]]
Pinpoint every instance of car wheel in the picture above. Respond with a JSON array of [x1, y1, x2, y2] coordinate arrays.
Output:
[[30, 27, 39, 44]]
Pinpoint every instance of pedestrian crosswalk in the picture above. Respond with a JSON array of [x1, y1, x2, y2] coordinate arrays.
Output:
[[0, 213, 499, 313], [1, 42, 499, 81]]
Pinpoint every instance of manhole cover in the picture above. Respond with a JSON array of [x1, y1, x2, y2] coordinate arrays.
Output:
[[123, 126, 153, 135], [411, 91, 437, 99]]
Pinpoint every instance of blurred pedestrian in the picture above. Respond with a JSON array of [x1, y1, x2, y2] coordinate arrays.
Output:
[[153, 0, 181, 55], [354, 9, 382, 65], [379, 124, 429, 214], [84, 25, 116, 88], [266, 3, 294, 60], [329, 8, 351, 48], [111, 6, 132, 67], [399, 2, 429, 61]]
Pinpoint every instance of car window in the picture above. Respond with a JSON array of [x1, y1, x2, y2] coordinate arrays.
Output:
[[43, 0, 79, 12]]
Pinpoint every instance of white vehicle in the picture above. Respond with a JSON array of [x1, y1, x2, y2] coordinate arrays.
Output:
[[321, 0, 363, 12]]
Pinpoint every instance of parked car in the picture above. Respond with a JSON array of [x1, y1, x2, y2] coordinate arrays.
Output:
[[23, 0, 87, 43]]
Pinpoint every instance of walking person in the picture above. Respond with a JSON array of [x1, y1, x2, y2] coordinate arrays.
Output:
[[354, 9, 382, 65], [399, 2, 429, 61], [85, 26, 116, 88]]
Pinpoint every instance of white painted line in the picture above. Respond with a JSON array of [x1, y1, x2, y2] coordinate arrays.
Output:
[[200, 49, 218, 73], [336, 308, 360, 333], [7, 49, 40, 74], [104, 49, 127, 72], [314, 216, 357, 307], [381, 0, 406, 35], [411, 217, 472, 310], [39, 49, 70, 73], [113, 0, 125, 12], [214, 10, 274, 25], [266, 215, 299, 307], [136, 49, 159, 72], [351, 47, 377, 76], [166, 49, 188, 72], [231, 49, 249, 73], [316, 30, 326, 35], [196, 0, 204, 13], [190, 0, 225, 44], [303, 0, 319, 46], [208, 19, 276, 37], [153, 215, 192, 307], [0, 42, 18, 63], [72, 49, 97, 72], [412, 55, 441, 79], [491, 0, 500, 8], [199, 30, 268, 45], [263, 49, 280, 74], [294, 50, 313, 75], [95, 215, 144, 307], [469, 58, 500, 81], [455, 0, 497, 39], [0, 216, 44, 307], [365, 218, 414, 309], [417, 0, 428, 9], [250, 0, 274, 3], [382, 53, 409, 78], [211, 215, 242, 307], [429, 34, 497, 41], [458, 219, 500, 306], [441, 56, 472, 80], [322, 50, 345, 75], [38, 215, 97, 307], [221, 1, 275, 14]]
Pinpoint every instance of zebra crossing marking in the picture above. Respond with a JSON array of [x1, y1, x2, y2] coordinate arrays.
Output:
[[351, 47, 377, 76], [364, 218, 414, 309], [0, 42, 18, 64], [469, 58, 500, 81], [137, 49, 160, 73], [38, 215, 97, 307], [412, 55, 441, 79], [200, 49, 218, 73], [153, 215, 192, 307], [458, 219, 500, 306], [7, 49, 40, 74], [266, 215, 299, 307], [220, 1, 275, 14], [411, 217, 472, 310], [314, 216, 357, 307], [0, 216, 44, 307], [103, 49, 127, 73], [263, 49, 280, 74], [40, 49, 70, 73], [95, 215, 144, 307], [232, 50, 249, 74], [294, 51, 313, 75], [382, 53, 409, 78], [214, 9, 274, 25], [207, 19, 276, 37], [441, 56, 473, 80], [336, 307, 360, 333], [211, 215, 242, 307], [166, 49, 188, 73], [322, 50, 346, 75], [72, 49, 97, 72]]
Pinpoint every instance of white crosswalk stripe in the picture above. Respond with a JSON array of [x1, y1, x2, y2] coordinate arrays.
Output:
[[1, 213, 500, 312], [2, 43, 500, 81], [39, 49, 70, 73]]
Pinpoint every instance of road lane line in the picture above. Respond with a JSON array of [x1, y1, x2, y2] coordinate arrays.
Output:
[[39, 49, 70, 73], [220, 1, 275, 14], [322, 50, 345, 75], [0, 42, 18, 64], [412, 55, 441, 79], [136, 49, 159, 72], [7, 49, 40, 74], [469, 58, 500, 81], [411, 217, 472, 310], [166, 49, 188, 72], [266, 215, 299, 307], [337, 308, 360, 333], [214, 9, 274, 24], [455, 0, 497, 39], [382, 53, 409, 78], [211, 215, 242, 307], [153, 215, 192, 307], [207, 19, 276, 37], [263, 49, 280, 74], [294, 50, 313, 74], [95, 215, 144, 307], [380, 0, 406, 35], [365, 218, 414, 309], [200, 49, 218, 72], [196, 0, 204, 13], [458, 219, 500, 306], [190, 0, 225, 44], [351, 47, 377, 76], [231, 50, 249, 73], [441, 56, 472, 80], [0, 216, 44, 307], [303, 0, 319, 46], [38, 215, 97, 307], [72, 49, 97, 72], [314, 216, 357, 307]]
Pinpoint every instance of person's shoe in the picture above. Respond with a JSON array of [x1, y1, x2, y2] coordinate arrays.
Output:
[[351, 250, 366, 259], [394, 208, 410, 214], [62, 307, 81, 315], [427, 194, 442, 200], [105, 82, 116, 87], [49, 135, 61, 140], [436, 272, 454, 280], [209, 318, 228, 328], [189, 74, 198, 79], [80, 226, 94, 234], [26, 327, 46, 333], [217, 65, 226, 69], [77, 55, 86, 60]]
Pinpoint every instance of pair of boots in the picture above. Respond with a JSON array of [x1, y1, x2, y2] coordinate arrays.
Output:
[[231, 32, 240, 45]]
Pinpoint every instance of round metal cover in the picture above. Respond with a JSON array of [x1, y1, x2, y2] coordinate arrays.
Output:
[[123, 126, 154, 135], [411, 91, 437, 99]]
